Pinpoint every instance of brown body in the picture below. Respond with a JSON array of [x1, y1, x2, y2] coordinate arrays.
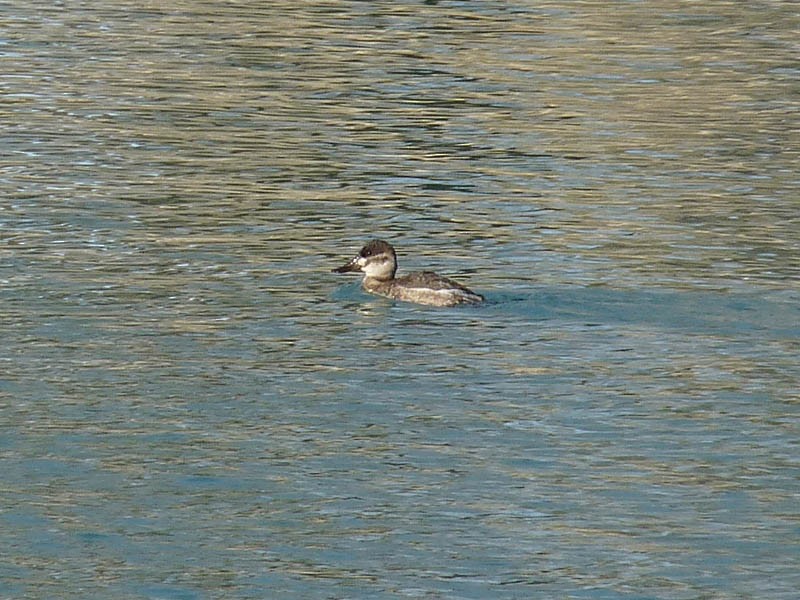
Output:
[[333, 240, 483, 307]]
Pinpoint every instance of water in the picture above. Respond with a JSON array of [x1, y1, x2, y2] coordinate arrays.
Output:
[[2, 1, 798, 598]]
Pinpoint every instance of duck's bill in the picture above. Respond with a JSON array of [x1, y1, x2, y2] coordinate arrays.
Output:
[[332, 257, 360, 273]]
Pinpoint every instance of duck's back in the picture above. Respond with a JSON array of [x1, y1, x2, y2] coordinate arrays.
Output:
[[390, 271, 484, 306]]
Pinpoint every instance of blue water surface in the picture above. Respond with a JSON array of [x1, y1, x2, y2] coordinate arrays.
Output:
[[2, 1, 799, 599]]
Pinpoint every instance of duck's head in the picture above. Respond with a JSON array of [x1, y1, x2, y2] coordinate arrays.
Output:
[[332, 239, 397, 281]]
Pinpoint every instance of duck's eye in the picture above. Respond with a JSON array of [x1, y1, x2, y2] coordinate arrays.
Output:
[[361, 247, 379, 258]]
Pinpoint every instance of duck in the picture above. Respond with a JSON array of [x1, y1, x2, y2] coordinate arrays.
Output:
[[332, 239, 484, 307]]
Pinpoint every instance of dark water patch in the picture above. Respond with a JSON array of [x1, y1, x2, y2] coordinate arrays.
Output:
[[481, 286, 799, 340]]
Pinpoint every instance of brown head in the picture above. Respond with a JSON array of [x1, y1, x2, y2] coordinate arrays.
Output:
[[332, 239, 398, 280]]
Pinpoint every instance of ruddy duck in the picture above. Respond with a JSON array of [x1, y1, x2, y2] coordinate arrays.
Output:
[[332, 239, 484, 307]]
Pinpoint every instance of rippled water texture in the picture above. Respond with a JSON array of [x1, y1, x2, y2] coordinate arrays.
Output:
[[2, 1, 798, 599]]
